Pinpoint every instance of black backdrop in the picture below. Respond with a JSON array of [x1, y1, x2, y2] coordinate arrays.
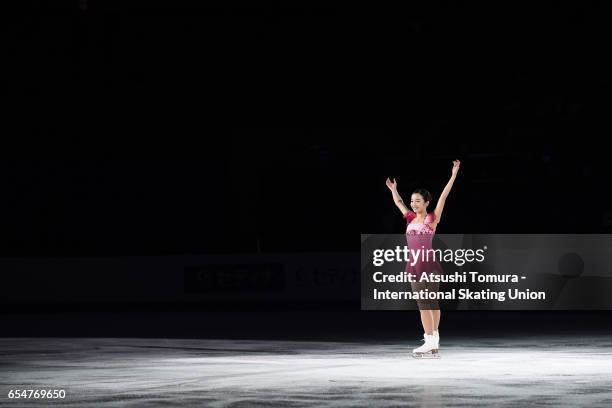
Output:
[[3, 0, 612, 337]]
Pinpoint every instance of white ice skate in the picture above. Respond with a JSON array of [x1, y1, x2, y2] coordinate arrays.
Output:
[[412, 333, 440, 359]]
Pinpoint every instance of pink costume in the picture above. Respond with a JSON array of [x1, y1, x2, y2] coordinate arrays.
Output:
[[404, 210, 443, 280]]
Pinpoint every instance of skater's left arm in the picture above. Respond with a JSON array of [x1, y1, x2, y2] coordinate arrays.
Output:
[[434, 160, 460, 224]]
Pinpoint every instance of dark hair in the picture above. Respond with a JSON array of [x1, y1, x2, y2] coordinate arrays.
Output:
[[412, 188, 433, 203]]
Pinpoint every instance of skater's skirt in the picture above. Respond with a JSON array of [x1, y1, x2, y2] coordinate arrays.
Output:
[[405, 233, 443, 280], [405, 260, 443, 280]]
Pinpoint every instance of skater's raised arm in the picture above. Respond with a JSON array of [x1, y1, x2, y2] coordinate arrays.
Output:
[[434, 160, 460, 222], [386, 177, 410, 215]]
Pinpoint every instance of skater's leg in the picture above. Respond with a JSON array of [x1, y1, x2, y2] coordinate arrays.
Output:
[[427, 279, 440, 331], [412, 280, 435, 334], [432, 309, 440, 331], [411, 278, 441, 357], [419, 310, 435, 335]]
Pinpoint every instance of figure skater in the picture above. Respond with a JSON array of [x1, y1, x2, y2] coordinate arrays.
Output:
[[386, 159, 460, 358]]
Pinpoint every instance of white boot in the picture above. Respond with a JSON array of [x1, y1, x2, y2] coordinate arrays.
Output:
[[412, 333, 440, 358], [433, 330, 440, 349]]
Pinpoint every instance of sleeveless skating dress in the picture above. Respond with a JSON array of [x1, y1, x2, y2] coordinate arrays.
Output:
[[403, 211, 443, 280]]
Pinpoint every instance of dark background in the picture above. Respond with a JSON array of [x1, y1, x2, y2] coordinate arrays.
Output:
[[2, 0, 612, 339]]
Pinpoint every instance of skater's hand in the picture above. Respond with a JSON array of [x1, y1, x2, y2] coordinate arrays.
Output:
[[386, 177, 398, 191], [451, 160, 460, 176]]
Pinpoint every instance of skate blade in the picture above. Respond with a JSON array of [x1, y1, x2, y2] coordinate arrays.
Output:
[[412, 350, 440, 359]]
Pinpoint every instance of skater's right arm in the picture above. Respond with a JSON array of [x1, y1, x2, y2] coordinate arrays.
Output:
[[386, 178, 410, 215]]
